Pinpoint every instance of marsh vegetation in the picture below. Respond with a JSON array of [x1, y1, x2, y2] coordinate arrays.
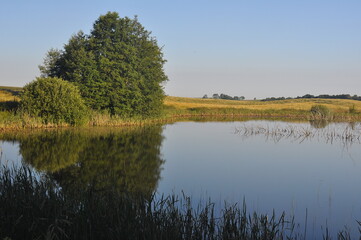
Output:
[[235, 122, 361, 145], [0, 166, 300, 240], [1, 165, 359, 240]]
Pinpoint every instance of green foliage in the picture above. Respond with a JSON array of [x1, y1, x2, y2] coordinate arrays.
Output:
[[40, 12, 168, 117], [38, 48, 63, 78], [21, 77, 88, 125], [310, 104, 332, 119], [210, 93, 245, 101]]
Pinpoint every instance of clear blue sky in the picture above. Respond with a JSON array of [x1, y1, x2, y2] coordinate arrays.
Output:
[[1, 0, 360, 99]]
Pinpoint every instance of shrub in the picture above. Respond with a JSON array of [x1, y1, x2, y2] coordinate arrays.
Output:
[[310, 104, 332, 119], [21, 77, 88, 125]]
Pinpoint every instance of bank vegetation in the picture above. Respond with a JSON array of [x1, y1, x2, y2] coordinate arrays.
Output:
[[1, 88, 361, 130]]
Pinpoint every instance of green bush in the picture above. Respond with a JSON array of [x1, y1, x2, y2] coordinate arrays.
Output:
[[310, 104, 332, 119], [21, 77, 88, 125]]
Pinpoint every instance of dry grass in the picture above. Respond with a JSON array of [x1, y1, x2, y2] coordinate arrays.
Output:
[[0, 86, 23, 91], [164, 96, 361, 113], [0, 90, 20, 102]]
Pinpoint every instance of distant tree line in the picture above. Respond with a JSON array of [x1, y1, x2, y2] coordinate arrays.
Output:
[[297, 94, 361, 101], [261, 97, 292, 101], [262, 94, 361, 102], [203, 93, 245, 100]]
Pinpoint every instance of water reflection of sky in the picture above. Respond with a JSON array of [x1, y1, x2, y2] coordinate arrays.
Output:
[[0, 140, 22, 168], [159, 121, 361, 238]]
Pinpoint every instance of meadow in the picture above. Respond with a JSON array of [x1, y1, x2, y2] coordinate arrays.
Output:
[[164, 96, 361, 115], [0, 87, 20, 105], [1, 86, 361, 130], [0, 86, 21, 100], [164, 96, 361, 120]]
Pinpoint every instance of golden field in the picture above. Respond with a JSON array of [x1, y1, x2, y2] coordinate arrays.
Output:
[[0, 89, 20, 102], [164, 96, 361, 115], [163, 96, 361, 122]]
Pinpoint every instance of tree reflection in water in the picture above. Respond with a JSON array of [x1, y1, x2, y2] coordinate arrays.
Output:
[[12, 126, 165, 195]]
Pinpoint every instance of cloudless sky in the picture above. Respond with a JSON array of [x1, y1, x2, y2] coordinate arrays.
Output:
[[1, 0, 360, 99]]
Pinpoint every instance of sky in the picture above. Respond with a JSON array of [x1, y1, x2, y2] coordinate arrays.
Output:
[[0, 0, 360, 99]]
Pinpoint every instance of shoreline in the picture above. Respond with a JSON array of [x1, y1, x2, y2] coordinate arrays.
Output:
[[1, 111, 360, 132], [1, 95, 361, 131]]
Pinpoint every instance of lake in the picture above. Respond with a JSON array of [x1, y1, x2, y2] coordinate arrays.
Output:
[[1, 120, 361, 239]]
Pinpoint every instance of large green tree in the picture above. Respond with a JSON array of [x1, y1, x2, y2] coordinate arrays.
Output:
[[40, 12, 167, 117]]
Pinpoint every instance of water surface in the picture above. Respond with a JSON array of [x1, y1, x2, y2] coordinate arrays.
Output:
[[1, 120, 361, 238]]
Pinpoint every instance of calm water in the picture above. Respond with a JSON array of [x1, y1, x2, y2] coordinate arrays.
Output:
[[1, 120, 361, 238]]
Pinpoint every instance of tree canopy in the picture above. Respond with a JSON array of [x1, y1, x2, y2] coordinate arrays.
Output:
[[40, 12, 167, 117]]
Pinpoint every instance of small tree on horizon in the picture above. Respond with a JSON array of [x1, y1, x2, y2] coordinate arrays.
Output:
[[212, 94, 219, 99]]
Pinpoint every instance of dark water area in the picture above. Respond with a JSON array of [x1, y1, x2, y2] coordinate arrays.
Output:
[[1, 120, 361, 239], [1, 126, 164, 195]]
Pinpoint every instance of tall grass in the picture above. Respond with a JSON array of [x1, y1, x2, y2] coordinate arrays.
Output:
[[0, 166, 359, 240]]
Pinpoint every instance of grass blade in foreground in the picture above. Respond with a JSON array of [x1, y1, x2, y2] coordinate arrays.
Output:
[[0, 166, 358, 240]]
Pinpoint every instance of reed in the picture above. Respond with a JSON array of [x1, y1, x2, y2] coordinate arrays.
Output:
[[235, 123, 361, 146], [0, 165, 359, 240]]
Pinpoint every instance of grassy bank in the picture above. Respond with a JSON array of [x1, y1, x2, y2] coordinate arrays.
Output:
[[0, 166, 357, 240], [0, 88, 172, 130], [1, 87, 361, 130]]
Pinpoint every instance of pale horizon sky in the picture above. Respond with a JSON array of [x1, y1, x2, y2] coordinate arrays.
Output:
[[1, 0, 360, 99]]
